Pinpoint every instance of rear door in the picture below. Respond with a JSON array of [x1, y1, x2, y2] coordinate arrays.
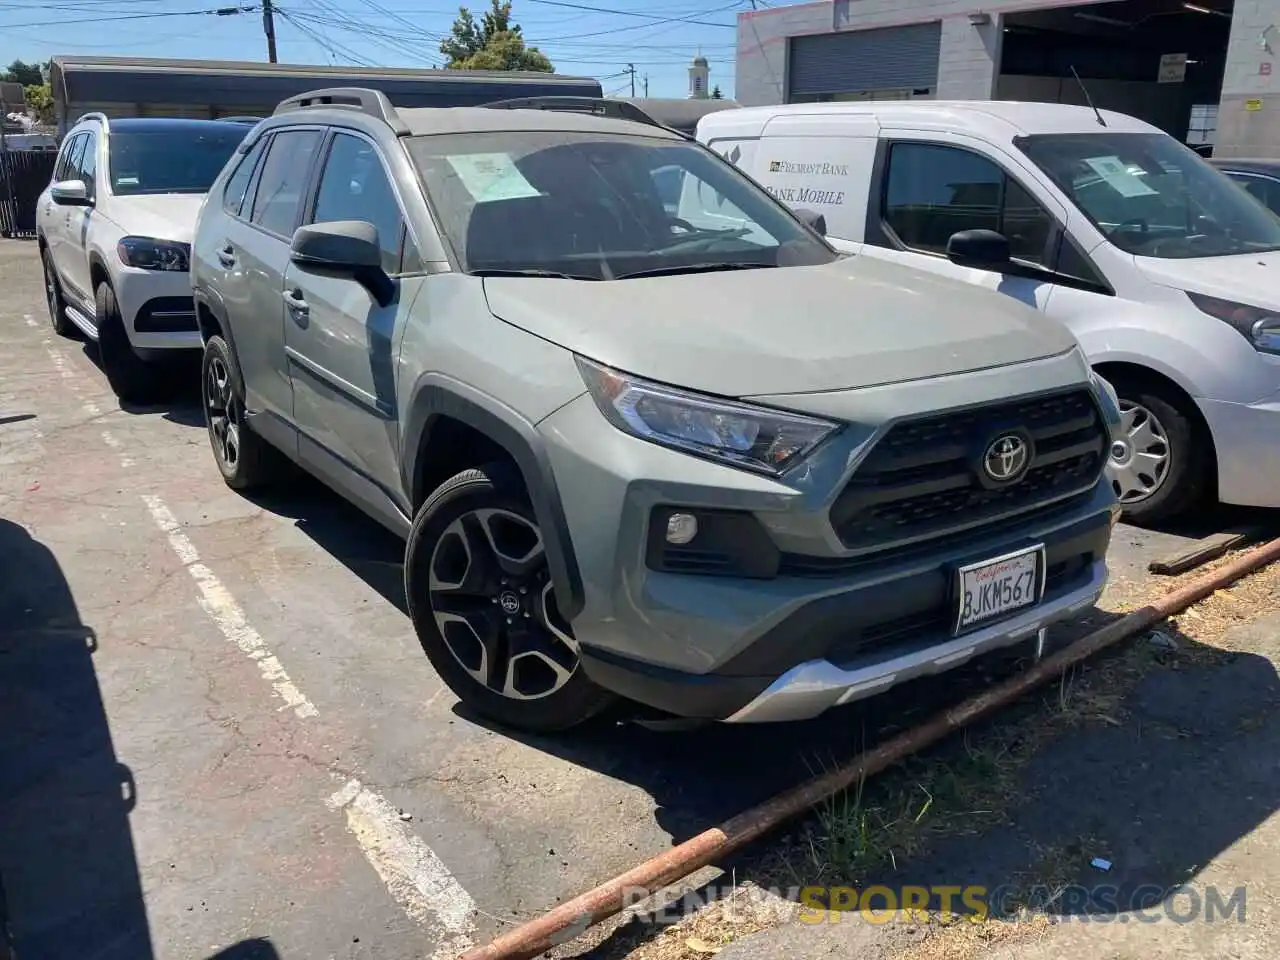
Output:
[[282, 129, 420, 509], [44, 132, 86, 289], [861, 136, 1069, 313], [219, 127, 323, 428], [63, 128, 99, 300]]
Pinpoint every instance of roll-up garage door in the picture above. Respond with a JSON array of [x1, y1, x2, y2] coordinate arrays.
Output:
[[789, 22, 942, 99]]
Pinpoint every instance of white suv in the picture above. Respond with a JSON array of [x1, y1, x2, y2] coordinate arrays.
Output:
[[37, 115, 249, 401]]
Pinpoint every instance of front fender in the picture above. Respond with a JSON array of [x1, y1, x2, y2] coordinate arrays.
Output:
[[401, 373, 586, 621]]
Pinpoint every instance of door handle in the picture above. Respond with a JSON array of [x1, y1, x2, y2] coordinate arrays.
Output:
[[283, 289, 309, 321], [216, 245, 236, 268]]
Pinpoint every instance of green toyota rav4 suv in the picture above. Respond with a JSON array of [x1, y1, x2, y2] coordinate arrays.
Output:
[[190, 89, 1121, 732]]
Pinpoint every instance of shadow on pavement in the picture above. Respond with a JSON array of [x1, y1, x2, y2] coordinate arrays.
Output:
[[0, 521, 288, 960], [0, 518, 151, 959]]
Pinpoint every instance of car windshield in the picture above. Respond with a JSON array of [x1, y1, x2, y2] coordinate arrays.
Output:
[[406, 130, 836, 280], [108, 127, 246, 196], [1016, 132, 1280, 259]]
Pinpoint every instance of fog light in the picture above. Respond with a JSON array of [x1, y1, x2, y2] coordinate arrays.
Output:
[[665, 512, 699, 545]]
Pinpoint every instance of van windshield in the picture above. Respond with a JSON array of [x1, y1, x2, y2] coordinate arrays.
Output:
[[1016, 132, 1280, 259], [407, 130, 836, 280]]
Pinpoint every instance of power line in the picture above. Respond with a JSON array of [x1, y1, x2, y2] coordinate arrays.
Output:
[[0, 5, 257, 30]]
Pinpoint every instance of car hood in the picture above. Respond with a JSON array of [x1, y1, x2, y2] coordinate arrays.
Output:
[[1136, 250, 1280, 310], [482, 256, 1079, 398], [106, 193, 207, 245]]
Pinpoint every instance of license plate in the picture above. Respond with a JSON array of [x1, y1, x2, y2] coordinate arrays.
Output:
[[955, 544, 1045, 633]]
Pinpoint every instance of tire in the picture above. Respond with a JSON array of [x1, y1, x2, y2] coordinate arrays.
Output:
[[202, 334, 285, 490], [1106, 372, 1211, 526], [42, 246, 77, 339], [404, 463, 613, 732], [96, 283, 158, 403]]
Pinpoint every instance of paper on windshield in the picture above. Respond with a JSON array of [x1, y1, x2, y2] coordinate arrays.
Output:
[[1083, 155, 1158, 198], [445, 153, 542, 202]]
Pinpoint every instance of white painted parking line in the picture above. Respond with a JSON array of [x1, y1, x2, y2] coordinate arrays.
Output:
[[141, 492, 319, 718], [328, 779, 478, 958], [142, 492, 478, 950], [29, 320, 480, 951]]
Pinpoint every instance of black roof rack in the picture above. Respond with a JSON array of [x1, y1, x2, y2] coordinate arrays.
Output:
[[273, 87, 410, 135], [481, 96, 688, 137]]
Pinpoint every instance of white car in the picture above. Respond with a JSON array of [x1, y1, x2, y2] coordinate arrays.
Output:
[[695, 101, 1280, 524], [37, 115, 248, 401]]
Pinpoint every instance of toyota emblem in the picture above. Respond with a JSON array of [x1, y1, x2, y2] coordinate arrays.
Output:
[[983, 434, 1030, 483]]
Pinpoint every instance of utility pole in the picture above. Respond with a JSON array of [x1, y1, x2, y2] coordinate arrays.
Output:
[[625, 63, 636, 97], [643, 74, 649, 97], [262, 0, 279, 63]]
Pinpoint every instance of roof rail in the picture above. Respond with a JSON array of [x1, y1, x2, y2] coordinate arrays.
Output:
[[218, 116, 264, 125], [71, 111, 109, 129], [481, 96, 688, 137], [273, 87, 410, 136]]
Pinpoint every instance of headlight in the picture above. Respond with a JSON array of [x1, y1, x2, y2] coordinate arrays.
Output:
[[117, 236, 190, 272], [1187, 292, 1280, 355], [576, 357, 839, 475]]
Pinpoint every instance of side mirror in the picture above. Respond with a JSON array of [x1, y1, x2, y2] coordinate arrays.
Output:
[[50, 180, 91, 206], [946, 229, 1011, 269], [794, 208, 827, 236], [290, 221, 395, 308]]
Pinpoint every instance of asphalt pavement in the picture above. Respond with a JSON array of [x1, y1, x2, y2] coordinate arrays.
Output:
[[0, 237, 1231, 960]]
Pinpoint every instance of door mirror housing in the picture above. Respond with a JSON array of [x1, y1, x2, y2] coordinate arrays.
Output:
[[50, 180, 92, 207], [794, 207, 827, 236], [946, 228, 1011, 269], [290, 220, 395, 307], [946, 227, 1113, 296]]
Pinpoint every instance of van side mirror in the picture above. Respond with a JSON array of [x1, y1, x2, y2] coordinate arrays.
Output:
[[291, 220, 395, 308], [946, 229, 1011, 269], [50, 179, 92, 207], [794, 208, 827, 236]]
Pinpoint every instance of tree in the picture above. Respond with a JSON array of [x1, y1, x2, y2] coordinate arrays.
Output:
[[440, 0, 553, 72], [2, 59, 44, 87], [710, 85, 723, 99], [24, 83, 54, 124]]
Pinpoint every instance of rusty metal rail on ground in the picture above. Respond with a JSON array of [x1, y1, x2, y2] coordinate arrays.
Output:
[[458, 535, 1280, 960]]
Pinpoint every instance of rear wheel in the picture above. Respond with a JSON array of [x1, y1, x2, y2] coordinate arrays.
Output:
[[202, 334, 285, 490], [96, 283, 158, 403], [1106, 373, 1211, 526], [404, 464, 613, 732]]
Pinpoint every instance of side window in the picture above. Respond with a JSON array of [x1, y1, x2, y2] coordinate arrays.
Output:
[[883, 142, 1055, 265], [1055, 234, 1109, 291], [310, 132, 406, 275], [223, 137, 268, 217], [54, 133, 86, 184], [399, 224, 423, 275], [78, 132, 98, 200], [1232, 175, 1280, 215], [250, 129, 322, 237]]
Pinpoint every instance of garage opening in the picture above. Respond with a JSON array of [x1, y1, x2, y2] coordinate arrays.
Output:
[[788, 22, 941, 103], [999, 0, 1234, 154]]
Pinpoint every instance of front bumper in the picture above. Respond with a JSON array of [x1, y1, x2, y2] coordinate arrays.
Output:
[[113, 264, 200, 350], [574, 492, 1112, 723], [1199, 395, 1280, 508]]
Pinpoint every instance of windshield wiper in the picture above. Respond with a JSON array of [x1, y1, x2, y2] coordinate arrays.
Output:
[[615, 262, 773, 280], [471, 268, 601, 280]]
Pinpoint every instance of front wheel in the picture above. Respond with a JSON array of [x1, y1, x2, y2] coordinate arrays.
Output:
[[1106, 374, 1211, 526], [96, 283, 158, 403], [404, 464, 613, 732]]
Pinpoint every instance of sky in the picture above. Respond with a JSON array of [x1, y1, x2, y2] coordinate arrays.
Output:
[[0, 0, 752, 100]]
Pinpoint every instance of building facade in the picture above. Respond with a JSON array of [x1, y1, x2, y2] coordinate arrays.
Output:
[[735, 0, 1279, 157]]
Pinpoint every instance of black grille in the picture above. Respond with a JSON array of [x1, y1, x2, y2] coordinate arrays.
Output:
[[831, 389, 1106, 550], [134, 296, 197, 333]]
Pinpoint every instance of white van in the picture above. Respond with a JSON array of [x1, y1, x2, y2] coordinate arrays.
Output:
[[695, 101, 1280, 524]]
